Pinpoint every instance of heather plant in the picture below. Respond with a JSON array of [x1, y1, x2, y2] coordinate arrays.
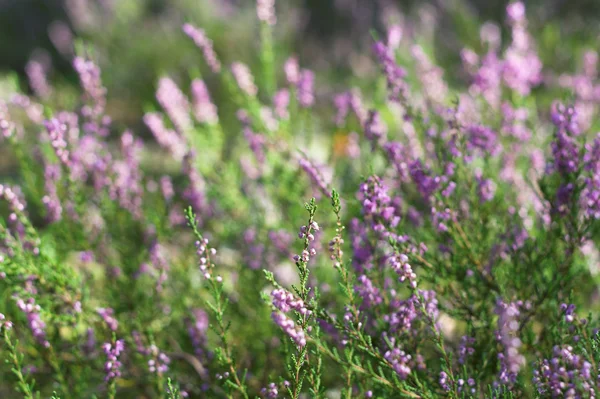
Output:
[[2, 1, 600, 398]]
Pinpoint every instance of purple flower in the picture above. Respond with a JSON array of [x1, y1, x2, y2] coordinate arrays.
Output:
[[25, 58, 52, 99], [156, 77, 192, 133], [389, 254, 417, 288], [143, 113, 187, 161], [476, 174, 497, 203], [244, 127, 266, 166], [409, 160, 440, 201], [16, 298, 49, 348], [364, 110, 387, 145], [109, 131, 143, 218], [0, 102, 14, 139], [271, 288, 311, 316], [261, 382, 279, 398], [97, 307, 118, 331], [458, 335, 476, 364], [495, 299, 525, 385], [148, 344, 171, 375], [182, 24, 222, 73], [582, 134, 600, 218], [550, 102, 581, 176], [103, 339, 125, 382], [44, 118, 71, 166], [297, 69, 315, 108], [354, 274, 383, 308], [0, 313, 13, 331], [273, 89, 290, 119], [358, 176, 401, 236], [42, 164, 63, 222], [73, 57, 106, 121], [298, 156, 331, 198], [284, 57, 300, 86], [373, 41, 408, 102], [191, 79, 218, 125], [384, 343, 412, 379], [465, 124, 498, 156], [231, 62, 257, 97], [411, 45, 448, 106], [183, 151, 208, 217], [186, 309, 209, 366], [256, 0, 276, 25], [271, 311, 306, 347]]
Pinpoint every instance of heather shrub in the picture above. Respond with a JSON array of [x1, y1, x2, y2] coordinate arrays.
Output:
[[2, 1, 600, 398]]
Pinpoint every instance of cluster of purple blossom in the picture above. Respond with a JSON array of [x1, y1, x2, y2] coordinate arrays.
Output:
[[16, 298, 49, 348], [195, 237, 218, 280], [102, 339, 125, 382]]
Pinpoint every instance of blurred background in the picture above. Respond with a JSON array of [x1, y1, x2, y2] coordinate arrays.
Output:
[[0, 0, 599, 131]]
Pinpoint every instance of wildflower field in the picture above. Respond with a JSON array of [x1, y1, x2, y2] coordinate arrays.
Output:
[[2, 0, 600, 397]]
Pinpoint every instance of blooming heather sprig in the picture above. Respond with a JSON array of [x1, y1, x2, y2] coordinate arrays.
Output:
[[298, 156, 331, 198], [160, 176, 175, 203], [244, 127, 266, 166], [0, 185, 26, 215], [143, 113, 187, 161], [110, 131, 143, 218], [389, 254, 417, 288], [271, 311, 306, 347], [194, 236, 217, 280], [97, 307, 118, 331], [411, 45, 448, 106], [463, 49, 502, 109], [0, 313, 13, 331], [297, 69, 315, 107], [550, 102, 580, 175], [502, 2, 542, 96], [383, 341, 412, 379], [294, 220, 320, 263], [42, 164, 63, 222], [231, 62, 258, 97], [182, 24, 222, 73], [273, 89, 290, 119], [465, 124, 499, 157], [409, 160, 440, 201], [354, 274, 383, 308], [183, 151, 208, 216], [495, 299, 525, 385], [185, 207, 249, 398], [0, 101, 14, 139], [148, 344, 171, 375], [271, 288, 311, 316], [146, 241, 169, 292], [583, 134, 600, 218], [364, 110, 387, 146], [284, 57, 300, 86], [73, 56, 106, 119], [458, 335, 476, 364], [358, 176, 400, 236], [186, 308, 209, 361], [25, 59, 52, 99], [44, 118, 71, 166], [191, 79, 218, 124], [16, 298, 49, 348], [257, 0, 276, 25], [102, 339, 124, 382], [476, 172, 497, 203], [156, 77, 192, 133], [48, 20, 73, 55], [373, 41, 408, 102]]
